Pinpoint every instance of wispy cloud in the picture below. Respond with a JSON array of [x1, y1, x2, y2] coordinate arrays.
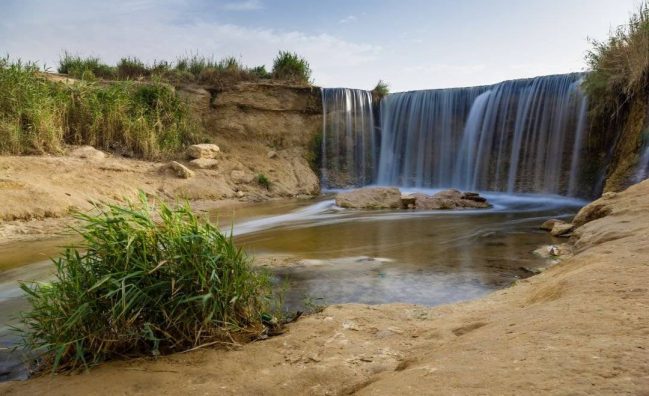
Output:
[[222, 1, 263, 11], [339, 15, 357, 24]]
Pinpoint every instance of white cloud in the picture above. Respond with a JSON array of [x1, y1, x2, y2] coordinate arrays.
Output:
[[222, 1, 263, 11], [339, 15, 357, 24]]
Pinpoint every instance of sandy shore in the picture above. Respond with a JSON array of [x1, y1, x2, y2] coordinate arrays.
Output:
[[2, 176, 649, 394]]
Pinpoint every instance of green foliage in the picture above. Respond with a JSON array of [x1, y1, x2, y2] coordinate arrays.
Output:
[[372, 80, 390, 99], [117, 57, 150, 80], [584, 3, 649, 122], [58, 52, 115, 80], [250, 65, 271, 79], [255, 173, 271, 190], [271, 51, 312, 84], [0, 58, 198, 158], [18, 194, 275, 372]]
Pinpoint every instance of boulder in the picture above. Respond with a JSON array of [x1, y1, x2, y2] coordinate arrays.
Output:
[[69, 145, 106, 160], [335, 187, 402, 209], [162, 161, 194, 179], [413, 189, 491, 210], [186, 144, 220, 159], [540, 219, 562, 231], [230, 170, 255, 184], [189, 158, 218, 169], [551, 222, 574, 237]]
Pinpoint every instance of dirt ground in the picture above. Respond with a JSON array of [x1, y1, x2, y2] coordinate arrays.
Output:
[[1, 175, 648, 394]]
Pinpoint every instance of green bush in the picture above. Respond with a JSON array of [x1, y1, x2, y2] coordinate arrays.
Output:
[[117, 57, 150, 80], [372, 80, 390, 99], [583, 3, 649, 121], [271, 51, 311, 84], [58, 52, 115, 80], [18, 194, 275, 372], [0, 58, 198, 159], [256, 173, 271, 190], [250, 65, 271, 79]]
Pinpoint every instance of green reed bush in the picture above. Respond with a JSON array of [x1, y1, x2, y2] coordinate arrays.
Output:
[[271, 51, 311, 84], [18, 194, 275, 372], [372, 80, 390, 99], [0, 58, 198, 159], [584, 3, 649, 121], [58, 52, 115, 80], [116, 57, 150, 79]]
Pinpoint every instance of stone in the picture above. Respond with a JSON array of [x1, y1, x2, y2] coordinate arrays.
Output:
[[413, 189, 491, 210], [335, 187, 402, 209], [230, 170, 255, 184], [236, 190, 245, 198], [573, 202, 612, 227], [401, 194, 417, 209], [533, 244, 572, 259], [267, 150, 278, 159], [163, 161, 194, 179], [551, 222, 574, 237], [540, 219, 562, 231], [189, 158, 218, 169], [69, 145, 106, 160], [186, 144, 220, 159]]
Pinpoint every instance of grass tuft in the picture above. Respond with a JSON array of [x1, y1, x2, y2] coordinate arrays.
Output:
[[255, 173, 271, 190], [271, 51, 312, 84], [18, 193, 276, 372], [372, 80, 390, 100]]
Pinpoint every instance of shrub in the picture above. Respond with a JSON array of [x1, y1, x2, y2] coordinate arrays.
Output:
[[0, 58, 199, 159], [18, 194, 275, 372], [250, 65, 271, 79], [271, 51, 311, 84], [372, 80, 390, 99], [116, 57, 150, 80], [58, 52, 115, 80], [256, 173, 271, 189], [583, 3, 649, 121]]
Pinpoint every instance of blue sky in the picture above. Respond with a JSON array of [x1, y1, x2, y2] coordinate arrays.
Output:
[[0, 0, 639, 91]]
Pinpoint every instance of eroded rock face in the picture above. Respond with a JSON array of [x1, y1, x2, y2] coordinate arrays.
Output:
[[186, 144, 220, 159], [335, 187, 402, 209], [550, 222, 574, 237]]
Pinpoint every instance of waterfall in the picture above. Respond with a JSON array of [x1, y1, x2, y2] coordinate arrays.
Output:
[[321, 73, 590, 196], [321, 88, 377, 188]]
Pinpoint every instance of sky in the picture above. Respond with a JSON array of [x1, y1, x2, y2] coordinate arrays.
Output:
[[0, 0, 640, 92]]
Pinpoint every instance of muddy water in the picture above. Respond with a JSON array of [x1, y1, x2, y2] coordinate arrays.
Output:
[[0, 192, 585, 379]]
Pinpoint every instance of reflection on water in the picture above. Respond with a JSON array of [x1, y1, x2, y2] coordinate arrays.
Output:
[[0, 192, 584, 379], [233, 191, 584, 310]]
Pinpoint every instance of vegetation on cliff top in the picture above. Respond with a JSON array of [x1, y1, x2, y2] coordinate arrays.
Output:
[[18, 195, 276, 372], [0, 57, 198, 159], [583, 3, 649, 122], [57, 50, 312, 87]]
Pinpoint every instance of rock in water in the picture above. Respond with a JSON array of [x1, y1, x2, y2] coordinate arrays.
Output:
[[413, 189, 491, 210], [186, 144, 220, 159], [335, 187, 402, 209], [540, 219, 562, 231], [551, 222, 574, 237], [401, 194, 417, 209]]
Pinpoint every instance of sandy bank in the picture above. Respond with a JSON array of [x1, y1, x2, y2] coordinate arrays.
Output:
[[2, 180, 648, 394]]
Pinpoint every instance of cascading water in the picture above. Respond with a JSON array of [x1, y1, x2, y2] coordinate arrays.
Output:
[[321, 88, 377, 188], [321, 73, 590, 196]]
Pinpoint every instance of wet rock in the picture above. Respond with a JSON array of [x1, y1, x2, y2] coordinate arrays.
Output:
[[186, 144, 220, 159], [540, 219, 562, 231], [162, 161, 194, 179], [189, 158, 218, 169], [551, 222, 574, 237], [401, 195, 417, 209], [335, 187, 402, 209], [413, 189, 491, 210], [69, 145, 106, 160]]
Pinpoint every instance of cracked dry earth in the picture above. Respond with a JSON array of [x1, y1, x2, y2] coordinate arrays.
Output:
[[3, 181, 649, 395]]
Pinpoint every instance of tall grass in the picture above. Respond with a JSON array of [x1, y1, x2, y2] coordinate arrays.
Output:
[[0, 58, 198, 158], [271, 51, 312, 84], [583, 3, 649, 121], [372, 80, 390, 100], [58, 52, 116, 80], [18, 194, 275, 372]]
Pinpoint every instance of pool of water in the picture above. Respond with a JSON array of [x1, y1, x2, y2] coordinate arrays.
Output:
[[0, 191, 585, 379]]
